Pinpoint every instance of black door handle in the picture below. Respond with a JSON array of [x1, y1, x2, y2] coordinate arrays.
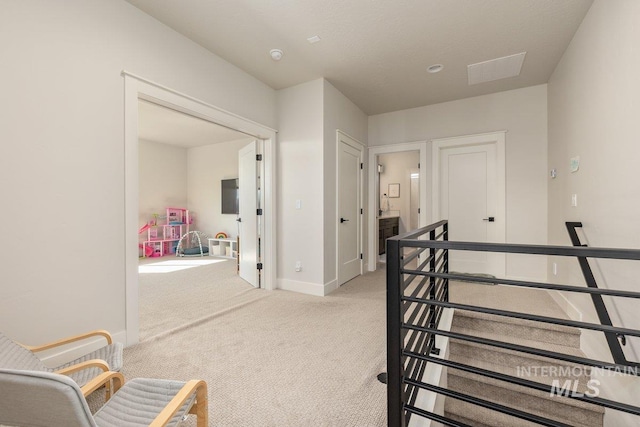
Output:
[[340, 218, 349, 223], [482, 217, 495, 222], [236, 218, 242, 222]]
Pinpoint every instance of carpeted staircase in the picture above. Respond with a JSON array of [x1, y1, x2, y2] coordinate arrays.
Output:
[[444, 307, 605, 427]]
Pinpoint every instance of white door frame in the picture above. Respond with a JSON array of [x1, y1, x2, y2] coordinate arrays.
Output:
[[431, 131, 506, 275], [336, 130, 365, 286], [367, 141, 428, 272], [123, 71, 277, 346]]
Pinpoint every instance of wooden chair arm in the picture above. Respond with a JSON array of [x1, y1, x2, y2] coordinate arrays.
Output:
[[80, 371, 125, 398], [149, 380, 208, 427], [55, 359, 110, 376], [22, 329, 113, 352]]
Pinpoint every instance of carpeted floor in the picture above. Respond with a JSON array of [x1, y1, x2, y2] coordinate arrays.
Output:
[[126, 258, 387, 426]]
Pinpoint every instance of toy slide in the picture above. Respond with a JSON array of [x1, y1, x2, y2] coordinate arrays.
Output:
[[139, 243, 153, 257], [138, 224, 154, 257]]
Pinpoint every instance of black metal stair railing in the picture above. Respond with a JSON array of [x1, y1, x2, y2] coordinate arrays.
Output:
[[387, 220, 449, 427], [565, 221, 630, 365], [387, 221, 640, 427]]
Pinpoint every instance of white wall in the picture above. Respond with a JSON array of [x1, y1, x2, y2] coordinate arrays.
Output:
[[547, 1, 640, 423], [369, 85, 548, 281], [187, 139, 253, 238], [323, 80, 368, 285], [276, 80, 325, 294], [139, 140, 188, 228], [276, 79, 368, 295], [378, 151, 420, 234], [0, 0, 275, 345]]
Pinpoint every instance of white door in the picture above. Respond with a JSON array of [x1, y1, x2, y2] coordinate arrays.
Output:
[[238, 141, 259, 288], [337, 133, 362, 286], [433, 132, 505, 277]]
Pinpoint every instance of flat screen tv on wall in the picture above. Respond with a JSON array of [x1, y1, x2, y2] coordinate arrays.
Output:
[[221, 178, 239, 214]]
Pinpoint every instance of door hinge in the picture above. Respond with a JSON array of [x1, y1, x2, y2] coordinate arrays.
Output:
[[360, 208, 363, 215], [360, 253, 363, 260], [257, 263, 263, 270], [360, 162, 363, 169], [256, 154, 263, 161], [257, 208, 263, 215], [418, 162, 420, 169], [418, 208, 420, 214]]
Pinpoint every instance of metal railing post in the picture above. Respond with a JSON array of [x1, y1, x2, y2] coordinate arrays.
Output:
[[387, 237, 405, 427], [428, 229, 437, 349], [443, 222, 449, 302]]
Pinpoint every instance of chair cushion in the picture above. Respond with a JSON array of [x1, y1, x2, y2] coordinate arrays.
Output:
[[94, 378, 196, 427], [0, 332, 48, 372], [56, 343, 124, 387]]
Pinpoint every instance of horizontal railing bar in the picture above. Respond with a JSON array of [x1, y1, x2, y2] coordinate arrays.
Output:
[[404, 378, 572, 427], [403, 299, 432, 354], [393, 220, 448, 241], [414, 255, 431, 273], [403, 297, 640, 338], [434, 229, 446, 241], [393, 239, 640, 261], [403, 276, 430, 301], [403, 325, 640, 375], [402, 263, 431, 290], [404, 350, 640, 416], [402, 247, 428, 266], [434, 249, 446, 269], [404, 405, 473, 427], [414, 271, 640, 299]]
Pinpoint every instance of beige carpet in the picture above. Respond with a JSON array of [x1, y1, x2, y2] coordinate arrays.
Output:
[[126, 258, 387, 426]]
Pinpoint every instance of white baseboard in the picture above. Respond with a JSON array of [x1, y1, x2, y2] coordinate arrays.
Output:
[[323, 279, 338, 295], [38, 330, 127, 367], [277, 278, 326, 297]]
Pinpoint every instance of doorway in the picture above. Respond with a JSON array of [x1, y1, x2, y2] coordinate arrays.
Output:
[[432, 131, 506, 277], [124, 73, 276, 345], [376, 150, 421, 263], [367, 142, 428, 272]]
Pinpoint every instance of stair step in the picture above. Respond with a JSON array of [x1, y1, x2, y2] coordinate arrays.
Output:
[[447, 368, 604, 427], [443, 411, 507, 427], [444, 397, 596, 427], [440, 283, 604, 427], [451, 308, 581, 348], [448, 326, 592, 385], [448, 350, 592, 392]]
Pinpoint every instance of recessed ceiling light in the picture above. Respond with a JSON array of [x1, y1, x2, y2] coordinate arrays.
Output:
[[269, 49, 284, 61], [307, 35, 321, 44], [427, 64, 444, 73]]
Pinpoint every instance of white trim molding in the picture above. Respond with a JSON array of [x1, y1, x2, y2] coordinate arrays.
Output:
[[123, 72, 277, 346]]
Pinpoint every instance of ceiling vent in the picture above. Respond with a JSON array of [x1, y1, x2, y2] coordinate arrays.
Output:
[[467, 52, 526, 85]]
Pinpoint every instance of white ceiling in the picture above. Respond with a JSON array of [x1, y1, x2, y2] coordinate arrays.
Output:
[[126, 0, 593, 115], [138, 100, 249, 147]]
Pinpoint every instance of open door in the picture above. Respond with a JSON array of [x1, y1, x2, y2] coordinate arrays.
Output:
[[238, 140, 260, 288]]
